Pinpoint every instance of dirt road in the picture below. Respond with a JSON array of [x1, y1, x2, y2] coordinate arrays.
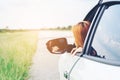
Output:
[[29, 30, 73, 80]]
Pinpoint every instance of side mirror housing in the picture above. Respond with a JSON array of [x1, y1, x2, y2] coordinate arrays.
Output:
[[46, 38, 75, 54]]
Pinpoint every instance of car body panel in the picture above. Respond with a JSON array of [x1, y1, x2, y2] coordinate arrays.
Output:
[[71, 57, 120, 80], [59, 53, 120, 80], [59, 53, 80, 80]]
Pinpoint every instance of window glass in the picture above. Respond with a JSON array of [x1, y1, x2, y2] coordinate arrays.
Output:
[[92, 5, 120, 61]]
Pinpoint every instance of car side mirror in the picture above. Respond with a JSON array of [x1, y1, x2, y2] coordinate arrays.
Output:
[[46, 38, 75, 54]]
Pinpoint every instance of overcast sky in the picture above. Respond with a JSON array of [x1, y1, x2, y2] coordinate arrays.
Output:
[[0, 0, 99, 29]]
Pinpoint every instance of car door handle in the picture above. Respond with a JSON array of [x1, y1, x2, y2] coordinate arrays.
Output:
[[64, 71, 69, 79]]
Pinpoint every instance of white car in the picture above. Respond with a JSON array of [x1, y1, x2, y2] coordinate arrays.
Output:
[[46, 0, 120, 80]]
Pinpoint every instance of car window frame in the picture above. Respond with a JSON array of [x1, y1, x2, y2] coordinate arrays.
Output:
[[81, 1, 120, 66]]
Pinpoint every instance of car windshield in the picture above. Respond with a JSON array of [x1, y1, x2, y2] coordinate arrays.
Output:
[[92, 5, 120, 61]]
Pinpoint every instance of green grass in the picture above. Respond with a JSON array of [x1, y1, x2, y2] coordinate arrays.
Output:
[[0, 31, 39, 80]]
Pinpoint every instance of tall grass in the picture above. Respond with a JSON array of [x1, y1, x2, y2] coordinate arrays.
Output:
[[0, 31, 39, 80]]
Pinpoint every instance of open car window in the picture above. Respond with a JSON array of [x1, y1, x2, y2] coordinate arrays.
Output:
[[92, 5, 120, 62]]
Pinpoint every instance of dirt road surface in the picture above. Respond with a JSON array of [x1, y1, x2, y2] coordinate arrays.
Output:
[[29, 30, 73, 80]]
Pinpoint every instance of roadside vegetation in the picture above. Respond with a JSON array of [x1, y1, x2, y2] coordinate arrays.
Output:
[[40, 25, 72, 30], [0, 30, 39, 80]]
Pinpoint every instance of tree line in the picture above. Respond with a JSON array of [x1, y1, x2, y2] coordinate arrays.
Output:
[[0, 25, 72, 32], [41, 25, 72, 30]]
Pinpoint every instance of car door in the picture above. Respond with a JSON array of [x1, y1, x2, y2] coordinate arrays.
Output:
[[70, 1, 120, 80]]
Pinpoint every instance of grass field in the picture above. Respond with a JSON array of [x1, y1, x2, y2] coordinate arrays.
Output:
[[0, 31, 39, 80]]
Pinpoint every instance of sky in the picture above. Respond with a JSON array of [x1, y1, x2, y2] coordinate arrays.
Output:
[[0, 0, 99, 29]]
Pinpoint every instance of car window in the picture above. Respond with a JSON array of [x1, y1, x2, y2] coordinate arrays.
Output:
[[92, 5, 120, 61]]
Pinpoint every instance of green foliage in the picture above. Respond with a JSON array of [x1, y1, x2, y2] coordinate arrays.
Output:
[[56, 25, 72, 30], [40, 25, 72, 30], [0, 31, 38, 80]]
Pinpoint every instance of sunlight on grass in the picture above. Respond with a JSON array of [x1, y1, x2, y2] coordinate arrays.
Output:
[[0, 31, 39, 80]]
